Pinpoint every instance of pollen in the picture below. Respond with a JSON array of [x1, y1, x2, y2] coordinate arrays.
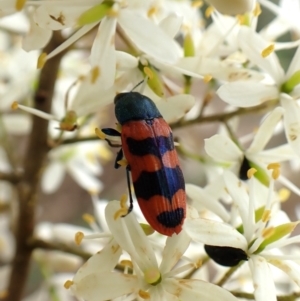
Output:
[[261, 44, 275, 58], [15, 0, 27, 11], [139, 290, 151, 299], [278, 188, 291, 202], [253, 3, 262, 17], [95, 127, 106, 140], [11, 101, 19, 110], [107, 8, 119, 17], [64, 280, 74, 289], [82, 213, 95, 224], [37, 52, 47, 69], [247, 168, 257, 179], [262, 226, 275, 239], [75, 231, 84, 245], [143, 67, 154, 80], [91, 66, 100, 84], [205, 6, 214, 18], [144, 267, 161, 285], [191, 0, 203, 8], [267, 163, 280, 179], [203, 74, 212, 83]]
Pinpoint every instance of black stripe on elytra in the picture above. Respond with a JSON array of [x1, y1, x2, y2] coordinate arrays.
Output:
[[126, 134, 174, 157], [133, 166, 185, 202], [157, 208, 185, 228]]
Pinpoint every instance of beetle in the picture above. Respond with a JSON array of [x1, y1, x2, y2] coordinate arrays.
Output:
[[102, 91, 186, 236]]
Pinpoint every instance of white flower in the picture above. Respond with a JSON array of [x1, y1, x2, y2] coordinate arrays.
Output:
[[185, 167, 300, 301], [41, 141, 105, 194], [70, 201, 240, 301]]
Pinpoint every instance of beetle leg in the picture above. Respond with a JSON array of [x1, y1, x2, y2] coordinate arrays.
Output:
[[121, 166, 134, 217], [98, 127, 122, 148]]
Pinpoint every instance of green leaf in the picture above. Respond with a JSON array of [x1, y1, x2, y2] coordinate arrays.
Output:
[[255, 222, 299, 253], [78, 2, 113, 26]]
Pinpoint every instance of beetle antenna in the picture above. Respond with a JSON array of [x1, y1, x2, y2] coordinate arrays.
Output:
[[131, 77, 148, 93], [121, 167, 133, 217]]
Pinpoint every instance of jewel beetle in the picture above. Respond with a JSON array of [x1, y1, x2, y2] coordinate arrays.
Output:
[[102, 91, 186, 236]]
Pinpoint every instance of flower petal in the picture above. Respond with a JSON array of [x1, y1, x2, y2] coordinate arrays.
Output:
[[118, 9, 180, 64], [186, 184, 230, 222], [248, 107, 284, 153], [281, 93, 300, 157], [90, 17, 117, 87], [105, 201, 157, 271], [204, 134, 242, 162], [238, 26, 284, 85], [184, 217, 247, 249], [74, 271, 138, 301], [269, 258, 300, 287], [217, 82, 279, 107], [156, 94, 195, 123], [41, 161, 65, 194], [164, 278, 240, 301], [74, 239, 121, 283], [160, 230, 191, 274], [249, 255, 277, 301]]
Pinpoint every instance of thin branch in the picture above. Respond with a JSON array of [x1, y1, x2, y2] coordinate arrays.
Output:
[[0, 172, 21, 184], [216, 261, 244, 287], [171, 101, 273, 130], [3, 32, 69, 301]]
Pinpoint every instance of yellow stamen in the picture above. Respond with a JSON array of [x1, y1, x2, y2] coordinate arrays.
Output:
[[120, 260, 133, 269], [191, 0, 203, 8], [75, 231, 84, 245], [64, 280, 74, 289], [253, 3, 262, 16], [203, 74, 212, 83], [91, 66, 100, 84], [11, 101, 19, 110], [237, 14, 246, 25], [261, 44, 275, 58], [116, 123, 122, 132], [143, 67, 154, 80], [247, 168, 257, 179], [262, 226, 275, 238], [278, 188, 291, 202], [114, 194, 129, 219], [114, 208, 128, 219], [37, 52, 47, 69], [95, 127, 106, 140], [139, 290, 150, 299], [15, 0, 27, 11], [205, 6, 214, 18], [82, 213, 95, 224], [262, 210, 271, 223], [267, 163, 280, 179]]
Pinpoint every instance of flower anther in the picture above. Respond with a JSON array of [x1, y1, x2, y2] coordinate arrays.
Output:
[[261, 44, 275, 58], [75, 231, 84, 245]]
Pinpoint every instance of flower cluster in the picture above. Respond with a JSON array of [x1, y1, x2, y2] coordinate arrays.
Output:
[[1, 0, 300, 301]]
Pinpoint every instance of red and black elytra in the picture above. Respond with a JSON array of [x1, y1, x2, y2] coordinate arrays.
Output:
[[102, 91, 186, 236]]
